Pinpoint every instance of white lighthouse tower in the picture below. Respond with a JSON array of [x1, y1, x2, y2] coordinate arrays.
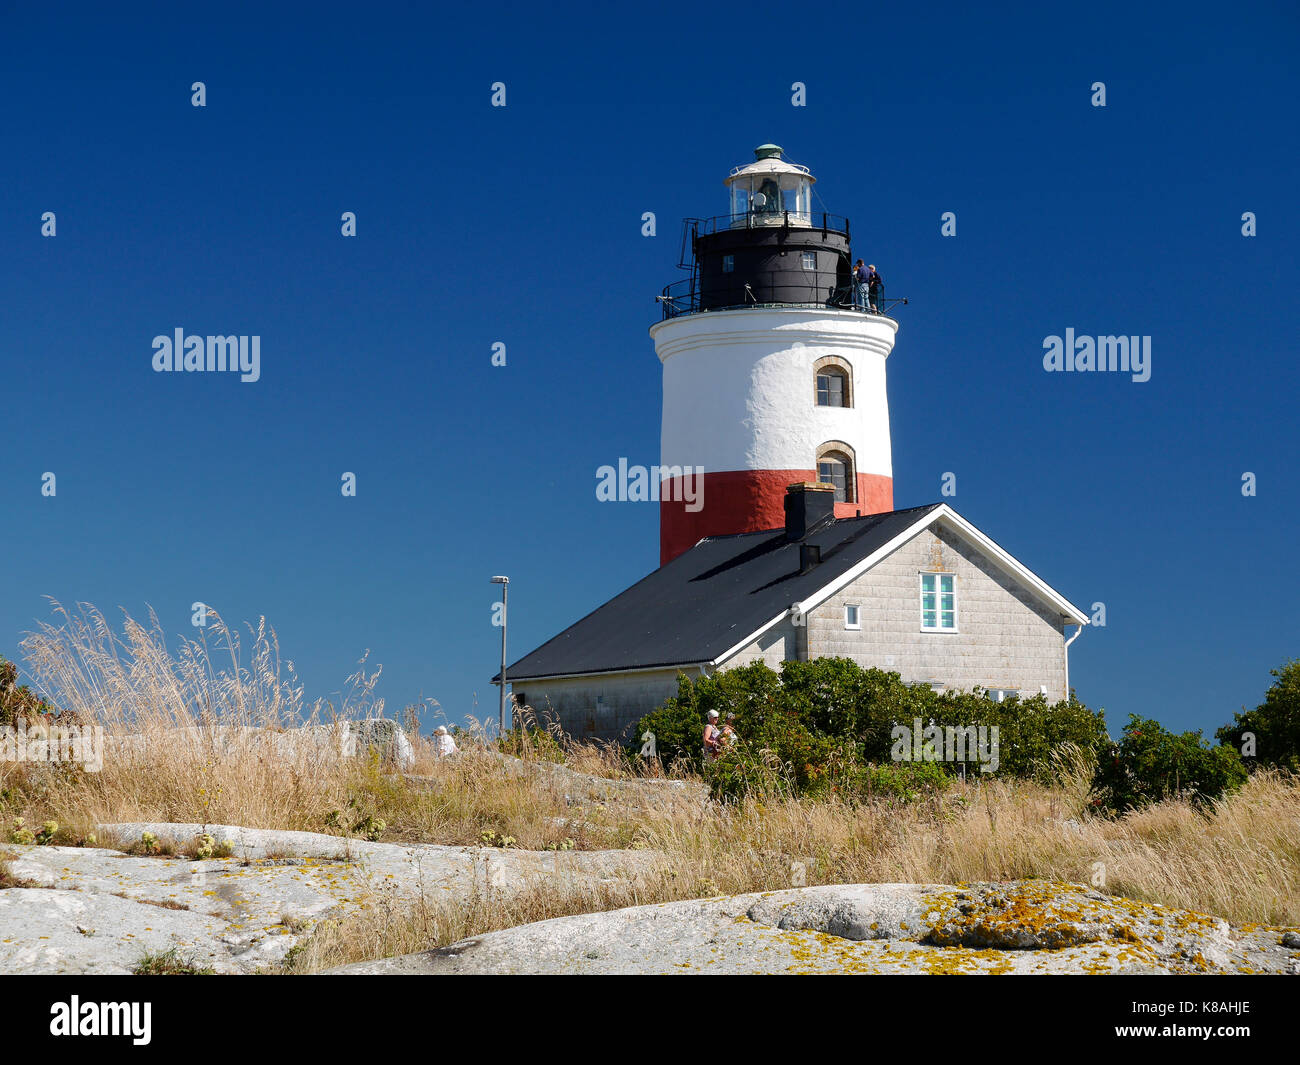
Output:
[[651, 145, 899, 565]]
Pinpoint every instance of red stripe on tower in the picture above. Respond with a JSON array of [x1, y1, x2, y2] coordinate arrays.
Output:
[[659, 470, 893, 565]]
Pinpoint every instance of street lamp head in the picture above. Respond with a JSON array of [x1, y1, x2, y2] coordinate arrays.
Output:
[[490, 575, 509, 584]]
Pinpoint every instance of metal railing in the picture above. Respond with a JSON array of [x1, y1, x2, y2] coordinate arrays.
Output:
[[657, 278, 907, 321], [684, 211, 851, 240]]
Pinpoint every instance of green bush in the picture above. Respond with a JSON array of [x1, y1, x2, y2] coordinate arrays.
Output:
[[1093, 715, 1247, 814], [1216, 658, 1300, 771], [637, 663, 784, 771], [852, 760, 952, 802], [634, 659, 1108, 803], [930, 691, 1110, 781]]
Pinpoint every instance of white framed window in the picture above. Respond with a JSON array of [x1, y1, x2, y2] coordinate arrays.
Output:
[[986, 689, 1019, 703], [920, 572, 957, 631], [722, 254, 734, 273], [844, 604, 861, 630], [801, 251, 816, 271]]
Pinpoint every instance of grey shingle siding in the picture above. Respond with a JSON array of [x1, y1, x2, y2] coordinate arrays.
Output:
[[725, 523, 1068, 699]]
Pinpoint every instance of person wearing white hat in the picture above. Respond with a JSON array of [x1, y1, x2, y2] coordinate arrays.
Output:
[[703, 710, 722, 761], [433, 724, 459, 757]]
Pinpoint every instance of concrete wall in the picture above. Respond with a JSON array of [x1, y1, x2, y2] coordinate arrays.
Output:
[[734, 522, 1068, 699]]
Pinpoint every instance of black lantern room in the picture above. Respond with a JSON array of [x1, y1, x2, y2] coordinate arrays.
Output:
[[660, 145, 855, 318]]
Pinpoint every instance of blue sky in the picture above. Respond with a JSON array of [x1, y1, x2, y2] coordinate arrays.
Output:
[[1, 1, 1296, 738]]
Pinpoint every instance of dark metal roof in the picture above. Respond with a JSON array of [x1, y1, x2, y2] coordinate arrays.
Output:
[[501, 504, 944, 682]]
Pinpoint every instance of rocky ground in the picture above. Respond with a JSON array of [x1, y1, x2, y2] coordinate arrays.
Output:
[[0, 822, 655, 974], [4, 792, 1297, 974], [326, 880, 1300, 975]]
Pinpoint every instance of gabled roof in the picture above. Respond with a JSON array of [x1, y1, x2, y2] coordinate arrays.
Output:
[[501, 504, 1088, 683]]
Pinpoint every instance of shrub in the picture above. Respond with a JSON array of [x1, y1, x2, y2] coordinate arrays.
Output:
[[855, 760, 952, 802], [931, 691, 1111, 780], [1093, 715, 1248, 814], [638, 664, 785, 772], [635, 659, 1107, 803], [1216, 658, 1300, 771]]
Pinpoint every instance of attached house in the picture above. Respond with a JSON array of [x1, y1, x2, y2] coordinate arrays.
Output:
[[503, 482, 1089, 743]]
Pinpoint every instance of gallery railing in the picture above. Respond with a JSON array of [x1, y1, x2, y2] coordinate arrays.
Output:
[[658, 278, 906, 321]]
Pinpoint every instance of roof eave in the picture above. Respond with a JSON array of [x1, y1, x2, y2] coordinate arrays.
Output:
[[494, 661, 713, 685]]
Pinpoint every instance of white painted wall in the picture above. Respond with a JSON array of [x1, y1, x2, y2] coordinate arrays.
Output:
[[650, 308, 898, 477]]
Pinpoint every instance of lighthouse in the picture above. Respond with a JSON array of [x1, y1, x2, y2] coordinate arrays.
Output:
[[652, 145, 897, 565], [506, 150, 1088, 730]]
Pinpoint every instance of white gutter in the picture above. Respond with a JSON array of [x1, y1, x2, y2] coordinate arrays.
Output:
[[1063, 621, 1086, 701]]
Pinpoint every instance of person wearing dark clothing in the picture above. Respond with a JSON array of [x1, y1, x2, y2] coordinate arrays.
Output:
[[853, 259, 869, 310], [866, 265, 883, 314]]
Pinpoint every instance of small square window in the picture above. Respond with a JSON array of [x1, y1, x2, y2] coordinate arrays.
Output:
[[801, 251, 816, 271], [844, 604, 861, 630], [722, 254, 734, 273]]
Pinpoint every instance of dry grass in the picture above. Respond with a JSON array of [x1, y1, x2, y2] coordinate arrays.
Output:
[[0, 848, 38, 889], [280, 874, 656, 972], [279, 769, 1300, 972], [638, 769, 1300, 926], [4, 601, 386, 835], [3, 603, 1297, 972], [1, 602, 685, 850]]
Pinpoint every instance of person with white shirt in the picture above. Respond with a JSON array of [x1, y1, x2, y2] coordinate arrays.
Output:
[[433, 724, 459, 756], [703, 710, 722, 761]]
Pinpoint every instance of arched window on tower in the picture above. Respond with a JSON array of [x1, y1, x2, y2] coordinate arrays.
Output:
[[813, 357, 853, 408], [816, 442, 856, 504]]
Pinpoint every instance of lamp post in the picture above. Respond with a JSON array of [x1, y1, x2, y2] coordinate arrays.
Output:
[[490, 576, 509, 736]]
